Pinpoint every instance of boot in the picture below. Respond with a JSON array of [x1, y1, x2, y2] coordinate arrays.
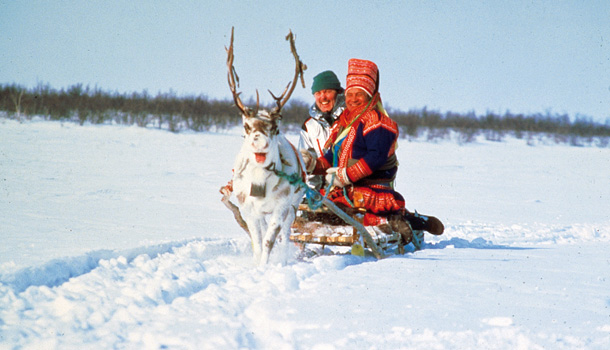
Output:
[[405, 210, 444, 235], [376, 223, 394, 235], [388, 214, 413, 244]]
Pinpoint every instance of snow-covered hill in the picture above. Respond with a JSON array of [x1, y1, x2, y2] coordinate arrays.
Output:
[[1, 118, 609, 349]]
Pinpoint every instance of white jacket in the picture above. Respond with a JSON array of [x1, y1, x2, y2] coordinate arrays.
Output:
[[297, 95, 345, 190]]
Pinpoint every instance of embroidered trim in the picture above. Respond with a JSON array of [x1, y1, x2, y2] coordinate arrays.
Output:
[[362, 111, 398, 136], [337, 167, 351, 185], [346, 159, 372, 183]]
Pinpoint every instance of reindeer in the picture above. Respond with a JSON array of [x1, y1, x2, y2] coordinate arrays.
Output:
[[220, 28, 307, 266]]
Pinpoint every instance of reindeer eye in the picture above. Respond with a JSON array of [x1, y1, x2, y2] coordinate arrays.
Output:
[[244, 124, 251, 134]]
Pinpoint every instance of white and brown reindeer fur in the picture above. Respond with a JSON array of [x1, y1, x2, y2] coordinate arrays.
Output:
[[221, 28, 307, 266]]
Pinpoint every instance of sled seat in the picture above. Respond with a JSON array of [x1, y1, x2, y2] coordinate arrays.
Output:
[[290, 204, 402, 250]]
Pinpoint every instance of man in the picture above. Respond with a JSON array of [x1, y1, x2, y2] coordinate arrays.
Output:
[[298, 70, 345, 191]]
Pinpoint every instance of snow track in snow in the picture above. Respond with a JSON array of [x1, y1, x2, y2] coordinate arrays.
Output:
[[0, 237, 363, 349], [0, 239, 207, 294], [3, 234, 609, 349], [1, 238, 245, 348]]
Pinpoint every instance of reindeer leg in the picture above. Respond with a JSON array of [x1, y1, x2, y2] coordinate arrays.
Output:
[[260, 204, 295, 266], [220, 189, 250, 238], [259, 224, 281, 266], [247, 217, 264, 265], [278, 205, 298, 265], [260, 209, 282, 265]]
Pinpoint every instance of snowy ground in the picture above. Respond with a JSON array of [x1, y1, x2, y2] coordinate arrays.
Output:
[[1, 118, 609, 349]]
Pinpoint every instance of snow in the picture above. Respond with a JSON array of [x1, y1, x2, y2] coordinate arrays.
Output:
[[1, 118, 609, 349]]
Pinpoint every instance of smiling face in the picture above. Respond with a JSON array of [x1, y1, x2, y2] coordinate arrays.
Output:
[[345, 88, 371, 112], [313, 89, 338, 113]]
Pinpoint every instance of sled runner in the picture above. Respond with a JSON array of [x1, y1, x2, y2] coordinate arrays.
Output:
[[289, 194, 425, 259]]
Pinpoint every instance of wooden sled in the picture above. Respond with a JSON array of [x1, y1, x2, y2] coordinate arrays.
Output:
[[221, 186, 423, 260], [290, 197, 424, 259]]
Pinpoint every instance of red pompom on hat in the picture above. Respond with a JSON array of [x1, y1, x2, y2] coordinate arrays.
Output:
[[346, 59, 378, 97]]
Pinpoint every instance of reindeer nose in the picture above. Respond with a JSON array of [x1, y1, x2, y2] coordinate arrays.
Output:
[[251, 133, 268, 149]]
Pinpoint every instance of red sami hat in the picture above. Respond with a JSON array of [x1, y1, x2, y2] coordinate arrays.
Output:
[[346, 58, 378, 97]]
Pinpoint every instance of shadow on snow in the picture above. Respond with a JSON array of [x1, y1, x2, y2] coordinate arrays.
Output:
[[423, 237, 535, 251]]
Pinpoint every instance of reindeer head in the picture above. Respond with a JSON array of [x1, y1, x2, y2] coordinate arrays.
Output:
[[226, 27, 306, 166], [241, 111, 280, 166]]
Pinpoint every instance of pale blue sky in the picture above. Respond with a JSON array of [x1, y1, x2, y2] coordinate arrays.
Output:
[[1, 0, 609, 122]]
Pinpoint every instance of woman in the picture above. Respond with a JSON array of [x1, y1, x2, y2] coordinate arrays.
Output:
[[306, 59, 443, 241]]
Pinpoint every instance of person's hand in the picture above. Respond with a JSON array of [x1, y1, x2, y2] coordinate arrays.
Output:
[[325, 167, 351, 188], [300, 149, 316, 173]]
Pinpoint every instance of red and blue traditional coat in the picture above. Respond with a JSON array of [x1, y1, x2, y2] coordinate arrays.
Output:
[[313, 95, 405, 225]]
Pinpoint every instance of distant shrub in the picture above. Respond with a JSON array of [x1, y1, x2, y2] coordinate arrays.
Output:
[[1, 83, 608, 147]]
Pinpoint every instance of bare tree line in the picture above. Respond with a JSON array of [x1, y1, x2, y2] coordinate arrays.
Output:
[[1, 83, 608, 147]]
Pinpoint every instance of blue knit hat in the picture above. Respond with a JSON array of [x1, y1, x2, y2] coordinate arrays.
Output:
[[311, 70, 344, 94]]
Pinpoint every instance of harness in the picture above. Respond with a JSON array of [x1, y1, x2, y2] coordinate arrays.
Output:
[[267, 142, 334, 210], [249, 141, 327, 205], [272, 166, 333, 210]]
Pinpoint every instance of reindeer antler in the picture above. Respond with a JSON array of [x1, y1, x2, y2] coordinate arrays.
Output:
[[226, 27, 259, 117], [269, 30, 307, 116], [227, 28, 306, 118]]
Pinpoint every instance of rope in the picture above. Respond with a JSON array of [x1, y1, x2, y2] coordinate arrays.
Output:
[[342, 187, 355, 208]]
